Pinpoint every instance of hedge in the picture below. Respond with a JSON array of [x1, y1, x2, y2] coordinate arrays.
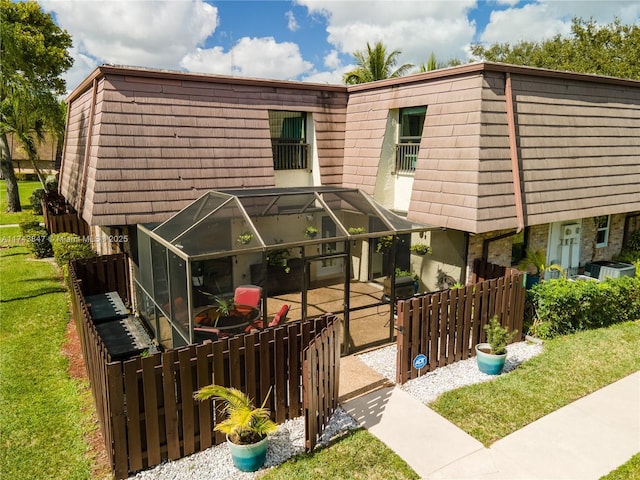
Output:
[[528, 275, 640, 339], [49, 233, 96, 274]]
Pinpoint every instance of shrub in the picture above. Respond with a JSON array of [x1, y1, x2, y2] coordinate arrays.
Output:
[[627, 230, 640, 252], [21, 225, 53, 258], [29, 188, 46, 215], [19, 220, 41, 235], [528, 276, 640, 339], [50, 233, 96, 269], [483, 316, 517, 355]]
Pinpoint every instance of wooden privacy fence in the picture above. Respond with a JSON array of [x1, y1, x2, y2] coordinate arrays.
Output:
[[42, 194, 91, 237], [303, 319, 341, 450], [72, 253, 131, 305], [69, 254, 340, 479], [396, 269, 525, 384], [472, 258, 521, 283]]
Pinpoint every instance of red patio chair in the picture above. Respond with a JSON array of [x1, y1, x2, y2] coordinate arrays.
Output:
[[244, 304, 289, 333], [233, 285, 262, 309]]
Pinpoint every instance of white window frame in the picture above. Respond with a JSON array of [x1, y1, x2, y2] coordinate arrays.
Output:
[[595, 215, 610, 248]]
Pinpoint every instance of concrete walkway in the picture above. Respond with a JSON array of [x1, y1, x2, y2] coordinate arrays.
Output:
[[340, 356, 640, 480]]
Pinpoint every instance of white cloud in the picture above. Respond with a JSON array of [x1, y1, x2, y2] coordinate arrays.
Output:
[[323, 49, 341, 69], [286, 10, 299, 31], [41, 0, 219, 90], [181, 37, 314, 80], [296, 0, 477, 68]]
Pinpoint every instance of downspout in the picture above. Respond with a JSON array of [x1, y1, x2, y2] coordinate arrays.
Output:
[[78, 78, 99, 217], [505, 73, 525, 233]]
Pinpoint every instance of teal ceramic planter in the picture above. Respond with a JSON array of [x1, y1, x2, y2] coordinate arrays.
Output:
[[475, 343, 507, 375], [228, 435, 268, 472]]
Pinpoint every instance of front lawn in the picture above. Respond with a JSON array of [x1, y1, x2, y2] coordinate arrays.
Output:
[[260, 428, 419, 480], [429, 320, 640, 446], [0, 180, 43, 225], [0, 229, 100, 479]]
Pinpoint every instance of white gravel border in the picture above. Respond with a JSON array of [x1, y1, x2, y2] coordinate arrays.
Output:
[[129, 341, 543, 479], [357, 341, 544, 404]]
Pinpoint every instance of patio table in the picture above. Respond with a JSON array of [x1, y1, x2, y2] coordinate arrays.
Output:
[[195, 304, 261, 336]]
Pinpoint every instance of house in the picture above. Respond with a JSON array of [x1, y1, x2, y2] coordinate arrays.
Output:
[[58, 61, 640, 309]]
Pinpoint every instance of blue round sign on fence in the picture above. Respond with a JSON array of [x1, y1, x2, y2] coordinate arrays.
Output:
[[413, 354, 427, 370]]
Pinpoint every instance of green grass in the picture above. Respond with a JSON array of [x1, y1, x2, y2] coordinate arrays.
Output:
[[259, 428, 419, 480], [600, 452, 640, 480], [0, 232, 96, 479], [429, 321, 640, 446], [0, 180, 43, 225]]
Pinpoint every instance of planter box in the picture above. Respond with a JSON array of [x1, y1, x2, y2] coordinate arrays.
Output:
[[382, 275, 415, 301]]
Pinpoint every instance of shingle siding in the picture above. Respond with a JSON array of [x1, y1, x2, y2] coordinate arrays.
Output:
[[344, 73, 484, 224], [60, 63, 640, 232], [62, 68, 346, 225], [511, 73, 640, 228]]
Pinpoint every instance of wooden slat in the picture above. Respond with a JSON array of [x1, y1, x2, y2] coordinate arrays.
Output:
[[141, 355, 161, 467], [123, 359, 143, 472], [107, 363, 128, 479], [259, 330, 271, 408], [196, 343, 213, 450], [212, 341, 226, 445], [244, 334, 257, 409], [161, 350, 181, 460], [288, 322, 301, 413], [228, 337, 242, 390], [274, 327, 286, 423], [178, 348, 195, 456]]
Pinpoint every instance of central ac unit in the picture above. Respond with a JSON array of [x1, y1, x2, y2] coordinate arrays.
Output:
[[561, 223, 581, 240]]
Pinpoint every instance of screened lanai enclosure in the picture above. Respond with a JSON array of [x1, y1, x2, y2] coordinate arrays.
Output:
[[135, 187, 434, 354]]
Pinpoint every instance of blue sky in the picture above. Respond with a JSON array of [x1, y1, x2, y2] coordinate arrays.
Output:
[[40, 0, 640, 92]]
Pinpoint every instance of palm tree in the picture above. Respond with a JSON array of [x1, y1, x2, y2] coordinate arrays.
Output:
[[0, 0, 72, 212], [418, 52, 439, 72], [343, 41, 413, 85], [1, 82, 66, 190]]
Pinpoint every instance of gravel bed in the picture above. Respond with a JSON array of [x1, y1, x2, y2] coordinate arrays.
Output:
[[130, 341, 542, 479], [128, 407, 358, 480], [357, 341, 544, 404]]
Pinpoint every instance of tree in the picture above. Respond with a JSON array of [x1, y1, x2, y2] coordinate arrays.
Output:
[[416, 52, 463, 73], [0, 0, 73, 212], [418, 52, 439, 72], [470, 17, 640, 80], [343, 41, 413, 85]]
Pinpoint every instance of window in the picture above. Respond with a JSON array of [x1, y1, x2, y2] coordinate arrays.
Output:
[[396, 106, 426, 174], [595, 215, 610, 247], [269, 110, 309, 170]]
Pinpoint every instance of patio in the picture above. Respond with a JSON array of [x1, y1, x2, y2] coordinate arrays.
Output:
[[135, 186, 433, 354]]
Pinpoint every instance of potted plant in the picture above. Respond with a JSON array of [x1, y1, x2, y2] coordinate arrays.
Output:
[[410, 243, 432, 256], [304, 226, 319, 238], [236, 232, 253, 245], [475, 316, 518, 375], [376, 235, 393, 253], [194, 385, 277, 472], [267, 248, 291, 273], [214, 296, 235, 317], [517, 248, 566, 287], [347, 226, 366, 235]]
